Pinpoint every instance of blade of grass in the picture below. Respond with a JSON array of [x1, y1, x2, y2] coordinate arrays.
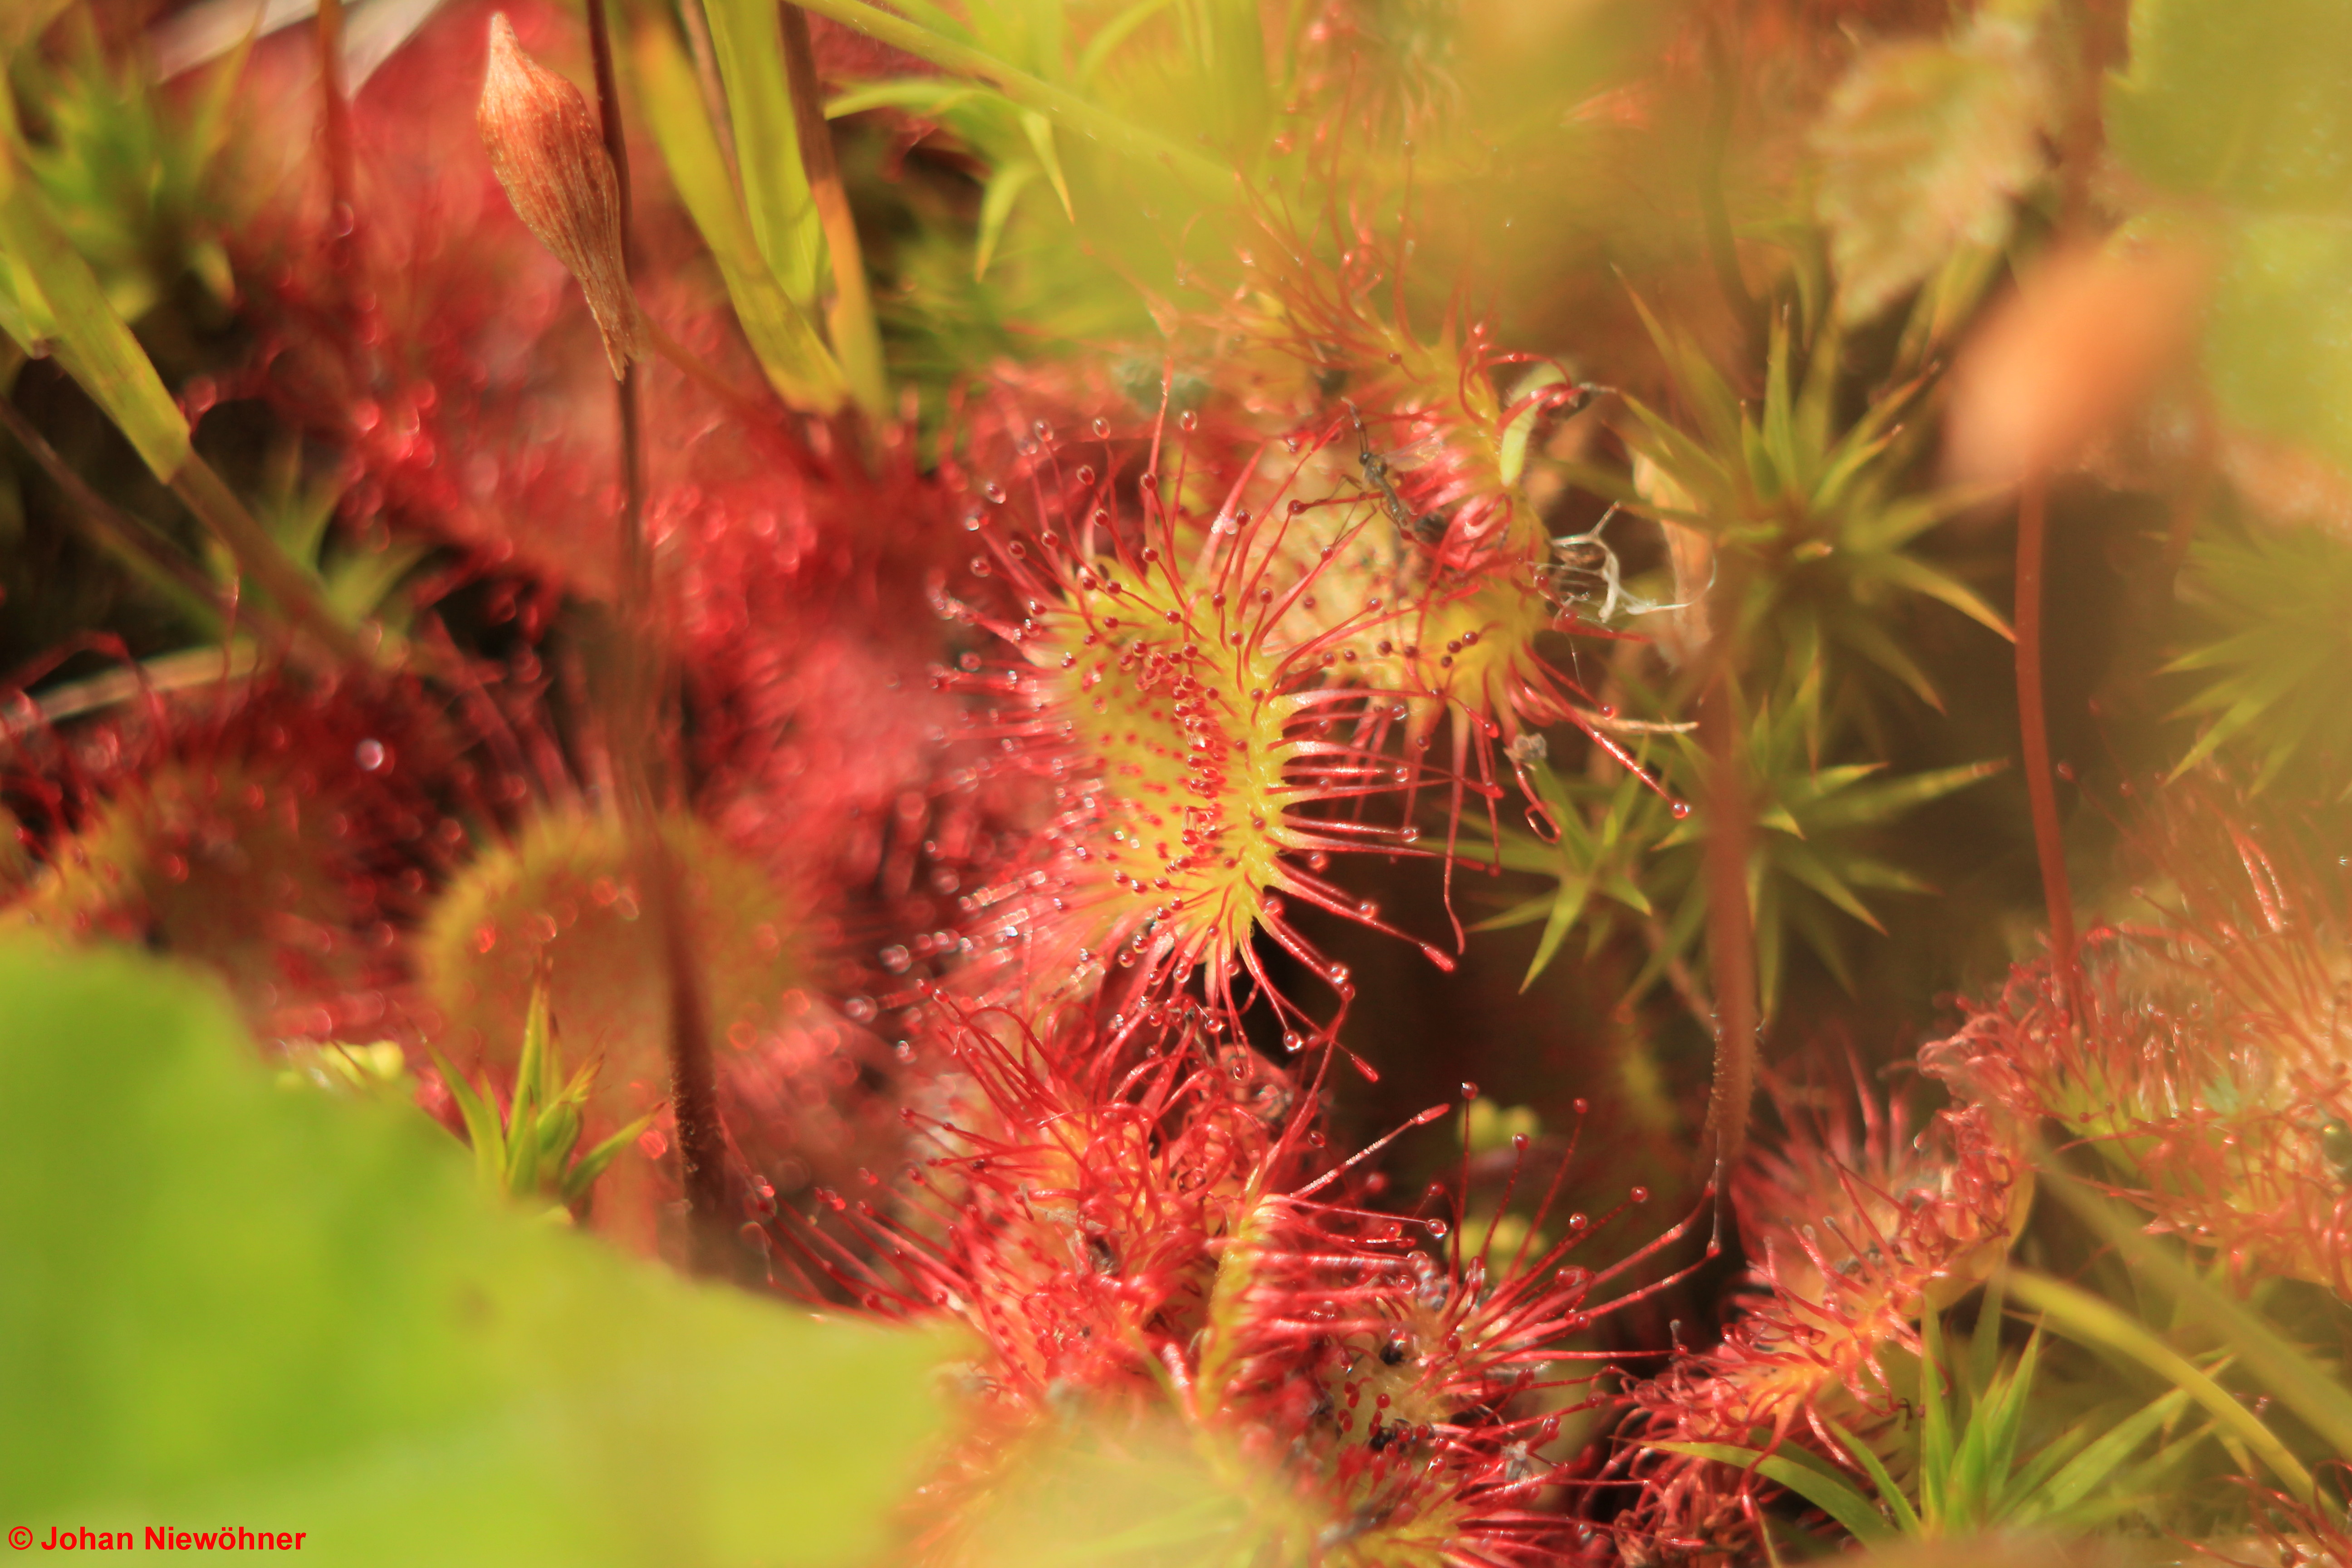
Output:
[[1919, 1301, 1952, 1529], [564, 1109, 660, 1204], [429, 1049, 507, 1199], [1646, 1441, 1895, 1543], [2038, 1161, 2352, 1466], [2033, 1386, 2195, 1521], [2007, 1268, 2313, 1502], [0, 74, 380, 668], [1969, 1268, 2009, 1397], [1815, 1414, 1922, 1536], [778, 3, 887, 417], [631, 17, 845, 410], [699, 0, 821, 302]]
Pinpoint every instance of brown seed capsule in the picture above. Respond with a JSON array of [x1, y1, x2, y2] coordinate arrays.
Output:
[[477, 13, 647, 378], [1945, 240, 2213, 488]]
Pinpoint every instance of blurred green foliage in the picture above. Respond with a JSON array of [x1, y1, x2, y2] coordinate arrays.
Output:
[[0, 939, 951, 1566]]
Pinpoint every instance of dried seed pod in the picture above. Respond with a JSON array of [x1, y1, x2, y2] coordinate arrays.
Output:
[[477, 13, 647, 378]]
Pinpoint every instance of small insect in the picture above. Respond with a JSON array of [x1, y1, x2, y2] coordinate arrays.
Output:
[[1345, 400, 1449, 545]]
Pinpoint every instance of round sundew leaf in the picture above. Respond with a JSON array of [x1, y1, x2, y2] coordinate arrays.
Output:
[[0, 938, 950, 1566], [2203, 214, 2352, 480], [2107, 0, 2352, 213], [416, 809, 808, 1115]]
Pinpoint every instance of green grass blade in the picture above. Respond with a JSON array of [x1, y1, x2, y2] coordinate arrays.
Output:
[[1815, 1415, 1922, 1536], [631, 20, 845, 409], [428, 1049, 506, 1198], [2038, 1163, 2352, 1467], [1645, 1442, 1895, 1543], [1969, 1268, 2008, 1395], [2032, 1386, 2195, 1522], [2007, 1268, 2313, 1502], [701, 0, 821, 302], [0, 88, 187, 477], [1919, 1304, 1952, 1530], [564, 1110, 661, 1205], [1980, 1326, 2040, 1502]]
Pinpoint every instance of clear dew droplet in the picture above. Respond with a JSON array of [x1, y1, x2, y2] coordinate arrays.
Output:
[[1092, 417, 1110, 437]]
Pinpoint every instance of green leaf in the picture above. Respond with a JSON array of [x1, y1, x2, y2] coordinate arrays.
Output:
[[562, 1112, 659, 1207], [0, 940, 950, 1563], [0, 83, 188, 477], [2034, 1164, 2352, 1471], [794, 0, 1231, 192], [431, 1047, 508, 1197], [2032, 1387, 2195, 1522], [2007, 1267, 2313, 1503], [1644, 1442, 1895, 1543], [2108, 0, 2352, 211], [701, 0, 822, 303], [1920, 1303, 1952, 1529], [630, 20, 846, 410], [1814, 1415, 1922, 1536], [1019, 110, 1075, 218], [975, 161, 1042, 280]]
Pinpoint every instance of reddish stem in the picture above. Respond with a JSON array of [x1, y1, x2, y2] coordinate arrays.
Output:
[[2015, 474, 2081, 1015], [586, 0, 732, 1274], [1698, 662, 1758, 1173], [315, 0, 357, 280]]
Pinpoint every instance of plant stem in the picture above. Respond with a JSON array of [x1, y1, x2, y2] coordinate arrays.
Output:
[[681, 0, 741, 184], [315, 0, 356, 263], [2014, 474, 2080, 1016], [1697, 12, 1759, 350], [778, 2, 887, 419], [1697, 657, 1758, 1171], [586, 0, 734, 1277], [0, 393, 229, 632]]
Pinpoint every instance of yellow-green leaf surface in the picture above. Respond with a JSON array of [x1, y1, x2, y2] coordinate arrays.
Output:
[[701, 0, 823, 303], [0, 940, 949, 1565], [2108, 0, 2352, 474]]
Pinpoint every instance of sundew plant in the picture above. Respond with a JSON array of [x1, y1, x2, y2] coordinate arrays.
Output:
[[7, 0, 2352, 1563]]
